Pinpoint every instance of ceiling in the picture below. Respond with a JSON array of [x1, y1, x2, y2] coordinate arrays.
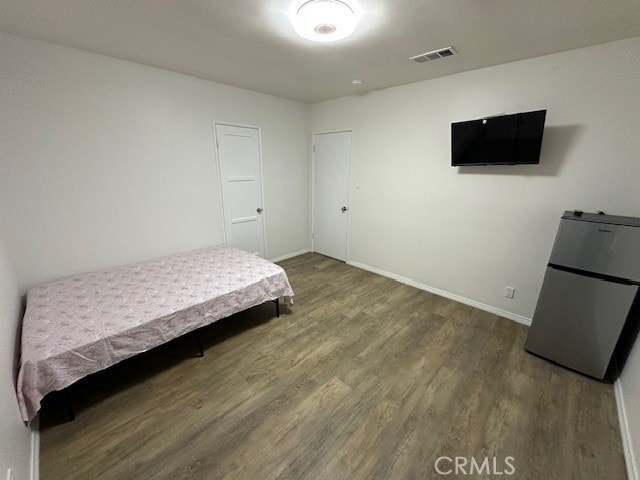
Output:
[[1, 0, 639, 103]]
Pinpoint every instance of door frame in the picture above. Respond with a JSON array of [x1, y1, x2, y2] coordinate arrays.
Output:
[[213, 121, 268, 257], [311, 128, 354, 261]]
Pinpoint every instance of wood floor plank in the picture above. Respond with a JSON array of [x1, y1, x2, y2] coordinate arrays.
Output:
[[39, 253, 627, 480]]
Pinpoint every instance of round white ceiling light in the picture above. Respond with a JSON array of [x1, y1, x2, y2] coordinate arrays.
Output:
[[291, 0, 361, 42]]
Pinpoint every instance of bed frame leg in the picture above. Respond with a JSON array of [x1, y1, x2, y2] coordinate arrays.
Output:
[[195, 334, 205, 357], [273, 298, 280, 318], [63, 390, 75, 422]]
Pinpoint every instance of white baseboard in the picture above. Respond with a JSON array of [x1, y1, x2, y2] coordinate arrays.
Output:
[[346, 260, 532, 327], [269, 249, 311, 263], [615, 379, 638, 480], [30, 417, 39, 480]]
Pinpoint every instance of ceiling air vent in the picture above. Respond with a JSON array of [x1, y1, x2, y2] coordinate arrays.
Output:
[[410, 47, 457, 63]]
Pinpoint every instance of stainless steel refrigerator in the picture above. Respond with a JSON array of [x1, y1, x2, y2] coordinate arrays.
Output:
[[525, 211, 640, 380]]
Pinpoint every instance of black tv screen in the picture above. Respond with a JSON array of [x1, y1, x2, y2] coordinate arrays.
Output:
[[451, 110, 546, 166]]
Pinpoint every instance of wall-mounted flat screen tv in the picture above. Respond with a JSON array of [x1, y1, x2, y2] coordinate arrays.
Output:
[[451, 109, 547, 166]]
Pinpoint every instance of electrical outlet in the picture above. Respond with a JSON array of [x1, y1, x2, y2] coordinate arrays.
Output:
[[6, 468, 14, 480], [504, 286, 515, 299]]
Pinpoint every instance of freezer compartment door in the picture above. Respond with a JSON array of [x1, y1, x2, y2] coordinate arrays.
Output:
[[525, 267, 638, 379], [549, 218, 640, 281]]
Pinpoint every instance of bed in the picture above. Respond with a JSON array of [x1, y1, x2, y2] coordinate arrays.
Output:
[[16, 244, 294, 422]]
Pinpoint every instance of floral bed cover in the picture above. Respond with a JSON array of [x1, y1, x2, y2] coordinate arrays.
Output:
[[17, 245, 294, 421]]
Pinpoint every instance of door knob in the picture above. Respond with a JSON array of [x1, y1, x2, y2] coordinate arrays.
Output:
[[341, 206, 348, 212], [256, 207, 263, 214]]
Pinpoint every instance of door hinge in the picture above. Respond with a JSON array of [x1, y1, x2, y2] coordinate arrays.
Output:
[[312, 232, 315, 239], [312, 145, 316, 154]]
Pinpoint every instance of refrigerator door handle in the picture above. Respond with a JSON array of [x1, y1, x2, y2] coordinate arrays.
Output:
[[548, 263, 639, 286]]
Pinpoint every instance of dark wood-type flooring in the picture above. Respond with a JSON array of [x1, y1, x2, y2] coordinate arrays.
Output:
[[40, 253, 626, 479]]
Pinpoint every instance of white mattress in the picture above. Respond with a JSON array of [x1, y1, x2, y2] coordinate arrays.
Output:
[[17, 245, 294, 422]]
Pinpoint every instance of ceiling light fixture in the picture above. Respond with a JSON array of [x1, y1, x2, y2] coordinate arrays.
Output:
[[290, 0, 361, 42]]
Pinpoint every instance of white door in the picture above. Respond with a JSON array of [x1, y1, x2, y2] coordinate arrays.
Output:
[[215, 124, 266, 257], [313, 131, 352, 261]]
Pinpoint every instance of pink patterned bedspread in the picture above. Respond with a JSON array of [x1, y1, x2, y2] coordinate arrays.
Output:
[[17, 245, 294, 422]]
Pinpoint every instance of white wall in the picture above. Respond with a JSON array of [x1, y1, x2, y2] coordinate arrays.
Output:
[[311, 36, 640, 477], [310, 36, 640, 319], [0, 236, 32, 479], [0, 32, 310, 292]]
